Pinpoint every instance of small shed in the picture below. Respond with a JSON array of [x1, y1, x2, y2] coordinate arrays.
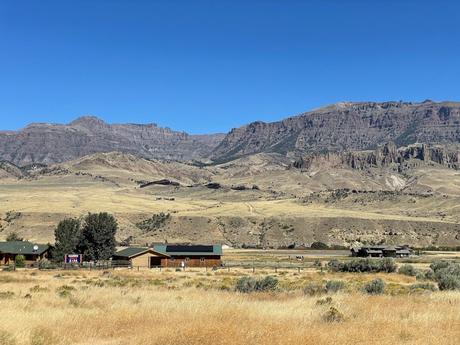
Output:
[[0, 241, 51, 265]]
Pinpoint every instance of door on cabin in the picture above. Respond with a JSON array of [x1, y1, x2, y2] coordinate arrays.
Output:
[[149, 256, 162, 268]]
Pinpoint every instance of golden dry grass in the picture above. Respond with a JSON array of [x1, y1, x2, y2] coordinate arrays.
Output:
[[0, 269, 458, 345]]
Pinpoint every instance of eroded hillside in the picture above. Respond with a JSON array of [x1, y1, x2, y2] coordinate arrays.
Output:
[[1, 149, 460, 247]]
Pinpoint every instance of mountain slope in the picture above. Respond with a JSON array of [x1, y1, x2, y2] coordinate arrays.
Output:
[[212, 101, 460, 162], [2, 150, 460, 247], [0, 116, 225, 165]]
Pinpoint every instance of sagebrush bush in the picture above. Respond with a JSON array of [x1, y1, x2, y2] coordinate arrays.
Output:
[[322, 306, 344, 323], [256, 276, 278, 291], [303, 282, 325, 296], [430, 260, 450, 272], [437, 274, 460, 291], [325, 280, 346, 293], [409, 283, 437, 292], [235, 276, 278, 293], [363, 279, 385, 295], [328, 258, 396, 273], [398, 264, 418, 276], [430, 261, 460, 291]]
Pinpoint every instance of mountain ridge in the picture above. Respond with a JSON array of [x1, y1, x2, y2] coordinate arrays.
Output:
[[2, 100, 460, 166], [212, 100, 460, 162], [0, 115, 225, 166]]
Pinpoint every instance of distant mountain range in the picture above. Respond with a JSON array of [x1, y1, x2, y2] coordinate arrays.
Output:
[[0, 116, 225, 165], [212, 100, 460, 162], [1, 100, 460, 166]]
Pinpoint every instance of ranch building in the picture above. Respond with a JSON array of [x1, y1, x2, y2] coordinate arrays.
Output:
[[112, 244, 222, 268], [350, 245, 412, 258], [0, 241, 51, 266]]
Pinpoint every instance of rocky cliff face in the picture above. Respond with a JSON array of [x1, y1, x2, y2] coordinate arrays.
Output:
[[212, 101, 460, 162], [0, 116, 225, 165], [3, 100, 460, 166], [292, 142, 460, 172]]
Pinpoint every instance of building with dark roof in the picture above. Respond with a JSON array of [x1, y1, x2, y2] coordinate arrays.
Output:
[[0, 241, 51, 265], [112, 244, 222, 268], [351, 245, 412, 258]]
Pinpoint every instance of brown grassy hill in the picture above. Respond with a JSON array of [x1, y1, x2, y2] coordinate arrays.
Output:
[[1, 151, 459, 247]]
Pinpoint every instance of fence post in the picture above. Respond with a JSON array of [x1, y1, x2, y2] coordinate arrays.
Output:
[[137, 266, 140, 271]]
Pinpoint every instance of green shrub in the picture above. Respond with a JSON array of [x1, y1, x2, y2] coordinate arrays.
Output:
[[256, 276, 278, 291], [437, 274, 460, 291], [303, 282, 325, 296], [379, 258, 398, 273], [325, 280, 346, 293], [430, 262, 460, 291], [14, 255, 25, 268], [363, 278, 385, 295], [235, 276, 278, 293], [328, 258, 396, 273], [310, 241, 329, 249], [424, 269, 435, 280], [415, 268, 436, 281], [430, 260, 450, 272], [398, 264, 418, 276]]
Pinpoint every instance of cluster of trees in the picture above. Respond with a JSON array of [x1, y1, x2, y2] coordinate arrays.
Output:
[[53, 212, 117, 262]]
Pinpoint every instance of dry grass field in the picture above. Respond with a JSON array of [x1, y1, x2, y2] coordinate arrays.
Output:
[[0, 260, 459, 345]]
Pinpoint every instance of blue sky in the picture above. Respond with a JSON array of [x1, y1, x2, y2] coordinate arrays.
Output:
[[1, 0, 459, 134]]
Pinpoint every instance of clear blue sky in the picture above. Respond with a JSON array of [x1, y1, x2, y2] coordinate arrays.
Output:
[[1, 0, 459, 134]]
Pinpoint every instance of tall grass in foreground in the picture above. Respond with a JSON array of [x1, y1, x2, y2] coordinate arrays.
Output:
[[0, 270, 458, 345]]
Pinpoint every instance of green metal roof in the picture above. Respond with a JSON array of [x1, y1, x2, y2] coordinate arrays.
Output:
[[113, 247, 170, 259], [114, 245, 222, 258], [0, 241, 50, 255]]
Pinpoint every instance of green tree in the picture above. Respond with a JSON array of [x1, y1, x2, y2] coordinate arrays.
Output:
[[6, 232, 23, 242], [79, 213, 117, 261], [15, 254, 26, 268], [53, 218, 81, 262]]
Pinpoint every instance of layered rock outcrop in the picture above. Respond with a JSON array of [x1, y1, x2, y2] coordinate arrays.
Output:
[[292, 142, 460, 172], [212, 101, 460, 162], [0, 116, 225, 165]]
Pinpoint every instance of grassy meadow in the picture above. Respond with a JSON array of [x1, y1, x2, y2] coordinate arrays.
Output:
[[0, 252, 459, 345]]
